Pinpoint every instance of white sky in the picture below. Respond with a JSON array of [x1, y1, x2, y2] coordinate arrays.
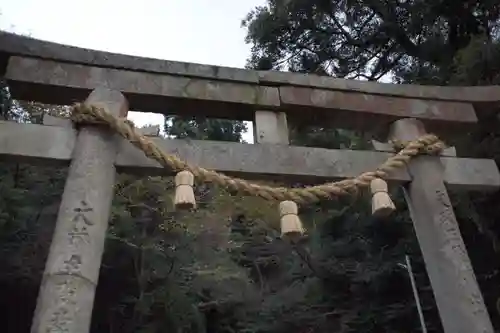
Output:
[[0, 0, 267, 142]]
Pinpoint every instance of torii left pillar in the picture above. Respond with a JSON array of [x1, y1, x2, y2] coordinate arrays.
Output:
[[30, 88, 128, 333]]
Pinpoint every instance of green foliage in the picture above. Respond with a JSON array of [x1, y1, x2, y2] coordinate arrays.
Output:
[[91, 175, 255, 333], [452, 35, 500, 85], [165, 115, 247, 142], [242, 0, 500, 83]]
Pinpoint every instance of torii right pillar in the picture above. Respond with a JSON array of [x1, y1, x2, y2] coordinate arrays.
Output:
[[390, 118, 494, 333]]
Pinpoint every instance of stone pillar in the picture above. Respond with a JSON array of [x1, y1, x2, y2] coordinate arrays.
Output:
[[390, 118, 493, 333], [253, 110, 289, 144], [30, 88, 128, 333]]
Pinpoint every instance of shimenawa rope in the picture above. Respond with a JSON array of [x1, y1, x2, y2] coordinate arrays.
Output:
[[70, 103, 445, 205]]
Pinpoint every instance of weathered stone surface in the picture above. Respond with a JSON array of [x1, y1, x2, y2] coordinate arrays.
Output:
[[253, 111, 289, 144], [279, 86, 478, 126], [1, 121, 499, 191], [259, 70, 500, 103], [137, 125, 161, 137], [391, 118, 494, 333], [0, 120, 76, 163], [44, 114, 161, 136], [116, 137, 412, 183], [0, 31, 258, 83], [116, 138, 500, 191], [43, 114, 73, 128], [32, 274, 96, 333], [30, 88, 128, 333], [6, 56, 279, 117], [2, 30, 500, 108], [6, 56, 484, 131]]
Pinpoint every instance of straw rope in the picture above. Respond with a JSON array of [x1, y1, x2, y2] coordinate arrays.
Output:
[[70, 103, 445, 205]]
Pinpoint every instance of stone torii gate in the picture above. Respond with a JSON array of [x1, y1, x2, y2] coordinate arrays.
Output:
[[1, 31, 500, 333]]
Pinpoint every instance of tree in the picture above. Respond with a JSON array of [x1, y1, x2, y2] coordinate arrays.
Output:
[[242, 0, 500, 84]]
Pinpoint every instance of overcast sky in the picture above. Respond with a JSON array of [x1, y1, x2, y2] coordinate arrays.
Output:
[[0, 0, 266, 142]]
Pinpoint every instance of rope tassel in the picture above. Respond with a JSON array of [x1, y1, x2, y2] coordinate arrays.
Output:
[[279, 201, 305, 241], [370, 178, 396, 217], [174, 170, 196, 210]]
